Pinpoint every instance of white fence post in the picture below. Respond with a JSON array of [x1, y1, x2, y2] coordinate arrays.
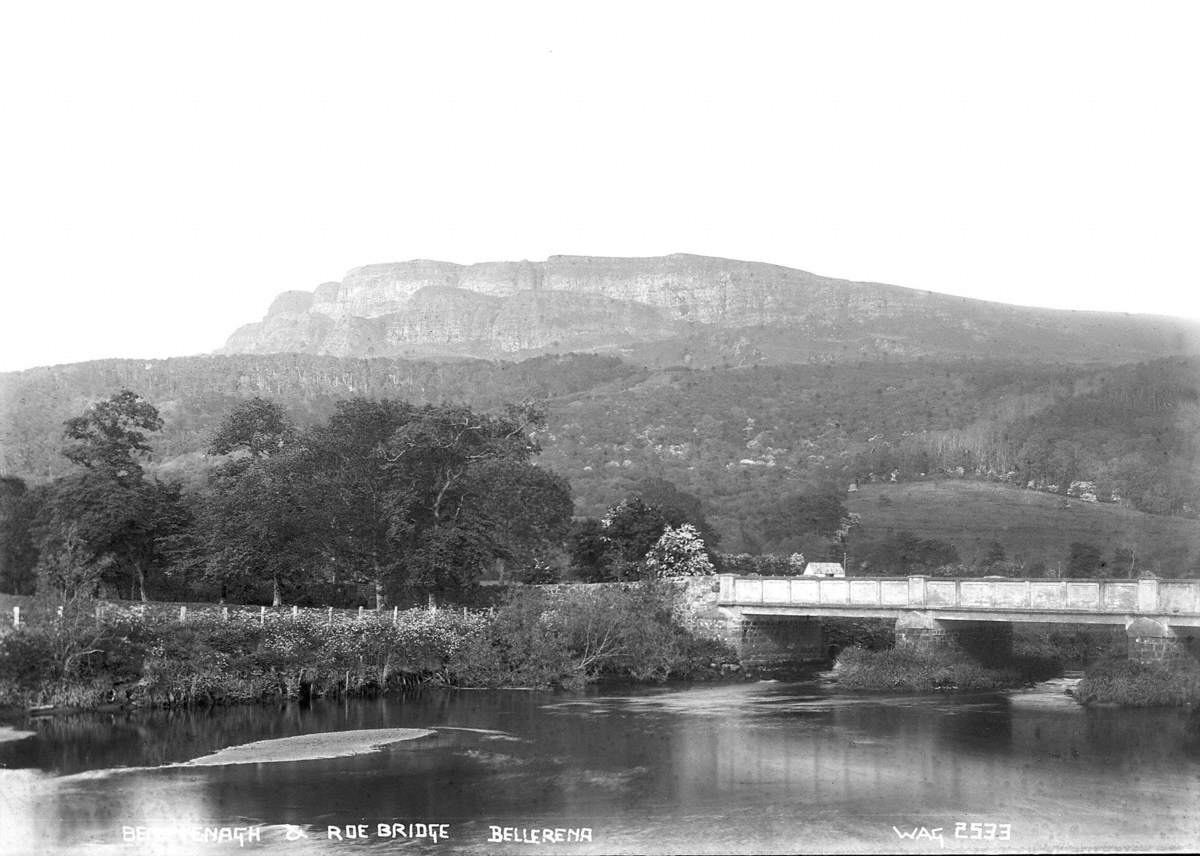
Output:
[[358, 605, 364, 620], [292, 605, 299, 619], [260, 605, 266, 627], [222, 606, 229, 622], [327, 606, 333, 627], [179, 605, 187, 623], [392, 605, 398, 626], [12, 606, 19, 628]]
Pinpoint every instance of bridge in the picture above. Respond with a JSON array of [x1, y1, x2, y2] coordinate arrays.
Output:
[[714, 575, 1200, 666]]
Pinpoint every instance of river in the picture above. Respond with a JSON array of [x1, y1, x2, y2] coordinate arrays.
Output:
[[1, 673, 1198, 854]]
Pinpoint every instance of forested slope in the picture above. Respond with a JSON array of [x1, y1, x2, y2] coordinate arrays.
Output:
[[2, 353, 1197, 561]]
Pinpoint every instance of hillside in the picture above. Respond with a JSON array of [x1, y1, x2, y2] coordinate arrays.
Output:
[[3, 353, 1197, 574], [219, 254, 1200, 366], [845, 481, 1200, 576]]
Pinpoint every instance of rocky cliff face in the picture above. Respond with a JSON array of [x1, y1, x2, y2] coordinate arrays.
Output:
[[219, 254, 1200, 365]]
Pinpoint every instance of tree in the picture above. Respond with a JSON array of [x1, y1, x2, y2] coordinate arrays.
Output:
[[642, 524, 715, 578], [62, 389, 162, 481], [760, 491, 853, 557], [306, 399, 557, 606], [600, 497, 668, 579], [193, 446, 325, 605], [375, 402, 558, 600], [860, 530, 960, 575], [567, 518, 613, 582], [36, 391, 173, 601], [1065, 541, 1103, 578], [460, 459, 573, 573], [33, 522, 110, 605], [32, 472, 168, 601], [630, 477, 721, 550], [208, 397, 295, 459], [0, 477, 38, 594]]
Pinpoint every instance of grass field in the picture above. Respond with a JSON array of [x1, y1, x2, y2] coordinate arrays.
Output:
[[845, 480, 1200, 576]]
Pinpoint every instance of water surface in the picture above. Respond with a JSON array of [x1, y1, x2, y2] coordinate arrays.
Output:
[[1, 675, 1197, 854]]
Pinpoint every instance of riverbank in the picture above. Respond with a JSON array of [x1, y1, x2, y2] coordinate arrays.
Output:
[[831, 639, 1200, 707], [0, 585, 736, 710], [1073, 657, 1200, 706]]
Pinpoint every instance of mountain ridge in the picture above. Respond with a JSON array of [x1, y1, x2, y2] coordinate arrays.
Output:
[[220, 253, 1200, 366]]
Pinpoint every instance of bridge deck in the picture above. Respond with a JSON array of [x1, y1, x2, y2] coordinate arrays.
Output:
[[717, 575, 1200, 625]]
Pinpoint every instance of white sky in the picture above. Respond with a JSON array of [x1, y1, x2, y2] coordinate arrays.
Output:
[[2, 1, 1198, 373]]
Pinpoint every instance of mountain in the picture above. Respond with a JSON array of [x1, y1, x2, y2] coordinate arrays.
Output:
[[220, 254, 1200, 366]]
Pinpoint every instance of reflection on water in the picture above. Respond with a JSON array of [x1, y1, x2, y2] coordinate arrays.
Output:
[[1, 677, 1198, 854]]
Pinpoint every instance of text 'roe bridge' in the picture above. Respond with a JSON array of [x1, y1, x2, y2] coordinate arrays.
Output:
[[714, 575, 1200, 666]]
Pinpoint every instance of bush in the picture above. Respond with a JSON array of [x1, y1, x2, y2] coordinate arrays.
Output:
[[0, 606, 488, 708], [446, 583, 736, 689], [833, 645, 1035, 692], [1075, 657, 1200, 706], [717, 553, 797, 576]]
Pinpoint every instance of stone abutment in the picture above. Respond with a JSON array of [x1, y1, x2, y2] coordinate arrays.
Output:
[[894, 611, 1014, 666]]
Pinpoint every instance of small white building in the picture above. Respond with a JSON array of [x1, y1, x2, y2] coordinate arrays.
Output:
[[803, 562, 845, 578]]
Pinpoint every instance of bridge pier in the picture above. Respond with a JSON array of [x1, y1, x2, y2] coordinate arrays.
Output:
[[895, 611, 1013, 666], [735, 614, 824, 666], [1125, 618, 1198, 666]]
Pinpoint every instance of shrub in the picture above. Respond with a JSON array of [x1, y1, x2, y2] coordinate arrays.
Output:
[[1074, 657, 1200, 706], [833, 645, 1030, 692], [446, 583, 735, 689], [717, 553, 795, 576]]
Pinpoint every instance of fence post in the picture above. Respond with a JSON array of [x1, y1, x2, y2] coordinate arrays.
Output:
[[292, 605, 299, 619], [393, 605, 398, 626], [222, 606, 229, 622], [327, 606, 333, 627], [179, 606, 187, 623], [358, 605, 364, 620], [260, 605, 266, 627], [12, 606, 18, 628]]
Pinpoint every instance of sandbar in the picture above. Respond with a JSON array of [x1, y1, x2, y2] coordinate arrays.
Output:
[[183, 728, 436, 766]]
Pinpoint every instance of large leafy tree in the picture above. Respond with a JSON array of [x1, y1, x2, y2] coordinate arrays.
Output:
[[601, 497, 668, 574], [304, 399, 419, 608], [372, 402, 564, 603], [62, 389, 163, 481], [207, 396, 295, 459], [642, 523, 715, 578], [32, 472, 176, 601], [304, 399, 569, 606], [188, 398, 317, 605], [32, 391, 171, 602], [194, 446, 325, 605], [460, 459, 574, 574]]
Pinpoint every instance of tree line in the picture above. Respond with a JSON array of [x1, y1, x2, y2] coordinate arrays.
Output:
[[2, 390, 758, 606]]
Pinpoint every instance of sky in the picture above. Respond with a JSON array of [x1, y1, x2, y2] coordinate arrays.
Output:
[[2, 1, 1198, 372]]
